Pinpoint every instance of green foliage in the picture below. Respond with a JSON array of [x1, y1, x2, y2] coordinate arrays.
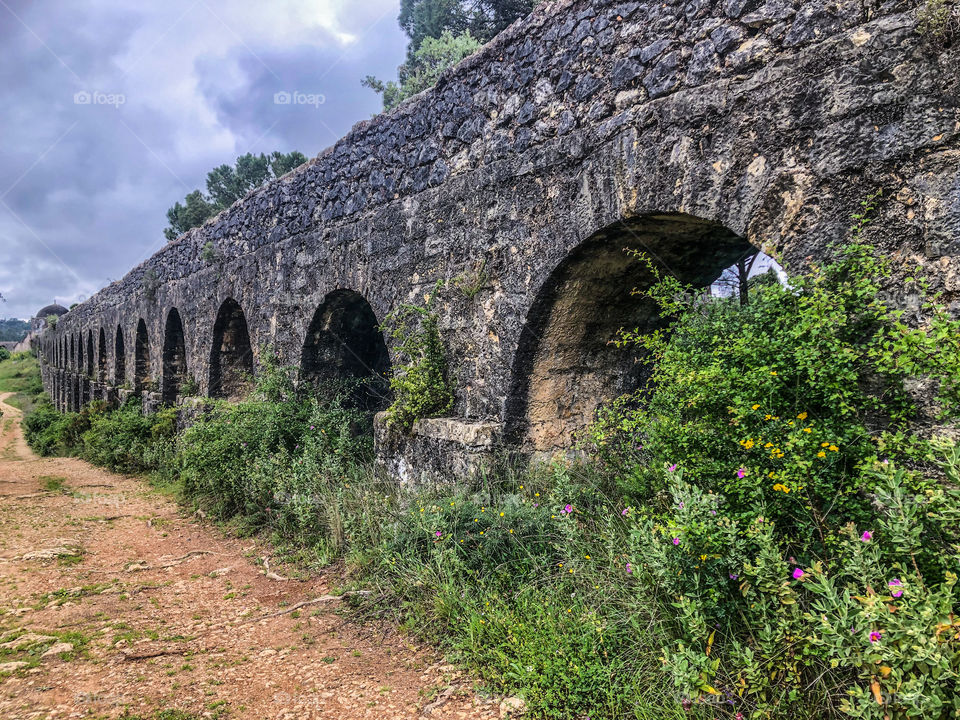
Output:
[[398, 0, 536, 58], [381, 289, 454, 430], [23, 398, 175, 474], [363, 30, 481, 110], [45, 314, 59, 329], [164, 151, 307, 241], [453, 259, 489, 299], [0, 347, 9, 362], [629, 462, 960, 719], [916, 0, 958, 44], [0, 318, 29, 342], [0, 351, 44, 411]]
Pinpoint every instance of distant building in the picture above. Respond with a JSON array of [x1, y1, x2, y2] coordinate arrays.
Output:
[[15, 303, 69, 353], [31, 303, 68, 332]]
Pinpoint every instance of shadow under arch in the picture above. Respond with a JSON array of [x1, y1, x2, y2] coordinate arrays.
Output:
[[209, 298, 254, 401], [162, 308, 188, 405], [505, 213, 753, 455], [98, 328, 107, 382], [300, 289, 391, 411], [115, 325, 126, 385], [134, 319, 151, 393]]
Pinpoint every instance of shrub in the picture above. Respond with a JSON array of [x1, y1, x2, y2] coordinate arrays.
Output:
[[0, 347, 10, 362], [381, 287, 454, 430]]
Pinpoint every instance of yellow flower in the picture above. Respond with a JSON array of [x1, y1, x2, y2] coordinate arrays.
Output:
[[509, 529, 514, 534], [474, 518, 478, 522], [822, 442, 830, 447], [764, 414, 772, 420], [500, 512, 505, 517], [751, 404, 760, 410], [797, 412, 808, 420], [764, 442, 773, 448], [803, 427, 812, 433], [519, 485, 524, 489], [768, 471, 777, 478], [829, 445, 839, 452], [817, 451, 826, 458], [770, 370, 778, 376], [585, 555, 591, 559]]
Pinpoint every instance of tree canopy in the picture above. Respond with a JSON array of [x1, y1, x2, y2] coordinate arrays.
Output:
[[0, 318, 30, 343], [165, 151, 307, 241], [365, 0, 537, 111]]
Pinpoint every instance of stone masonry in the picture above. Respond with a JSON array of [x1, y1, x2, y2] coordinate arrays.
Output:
[[37, 0, 960, 481]]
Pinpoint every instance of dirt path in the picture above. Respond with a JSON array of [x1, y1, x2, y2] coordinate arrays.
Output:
[[0, 393, 499, 720]]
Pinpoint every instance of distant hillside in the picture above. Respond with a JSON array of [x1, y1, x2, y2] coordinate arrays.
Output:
[[0, 319, 30, 342]]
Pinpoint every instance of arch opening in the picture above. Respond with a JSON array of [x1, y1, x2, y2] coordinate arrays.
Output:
[[162, 308, 188, 405], [86, 331, 94, 377], [134, 319, 151, 393], [209, 298, 254, 401], [115, 326, 126, 385], [300, 289, 391, 412], [506, 213, 754, 455], [98, 328, 107, 382]]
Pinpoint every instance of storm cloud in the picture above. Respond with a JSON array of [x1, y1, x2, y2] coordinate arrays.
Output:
[[0, 0, 406, 319]]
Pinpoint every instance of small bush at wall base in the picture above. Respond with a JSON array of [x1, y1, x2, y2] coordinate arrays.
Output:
[[381, 287, 454, 431]]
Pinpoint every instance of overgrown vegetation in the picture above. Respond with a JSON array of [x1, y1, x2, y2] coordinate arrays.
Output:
[[381, 289, 454, 430], [364, 0, 538, 110], [0, 351, 44, 412], [20, 196, 960, 718], [917, 0, 958, 45]]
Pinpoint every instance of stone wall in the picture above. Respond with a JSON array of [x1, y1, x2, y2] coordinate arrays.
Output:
[[37, 0, 960, 478]]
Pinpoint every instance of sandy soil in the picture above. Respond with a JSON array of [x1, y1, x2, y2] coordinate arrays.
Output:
[[0, 392, 501, 720]]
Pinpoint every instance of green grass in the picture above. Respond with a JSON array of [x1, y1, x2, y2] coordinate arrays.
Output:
[[0, 352, 44, 411]]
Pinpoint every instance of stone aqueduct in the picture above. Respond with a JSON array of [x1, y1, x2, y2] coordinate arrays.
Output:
[[36, 0, 960, 480]]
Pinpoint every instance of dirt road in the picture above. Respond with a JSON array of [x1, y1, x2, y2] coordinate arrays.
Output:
[[0, 393, 498, 719]]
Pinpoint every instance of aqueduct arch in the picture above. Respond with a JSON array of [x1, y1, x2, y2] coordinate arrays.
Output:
[[505, 214, 753, 453], [162, 308, 188, 405], [300, 289, 391, 411], [36, 0, 960, 479], [114, 326, 126, 386], [209, 298, 253, 401], [134, 319, 151, 393]]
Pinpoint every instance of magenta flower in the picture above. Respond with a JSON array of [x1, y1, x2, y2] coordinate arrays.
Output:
[[869, 631, 882, 643], [621, 508, 629, 516], [672, 537, 680, 546], [737, 467, 746, 478], [860, 530, 873, 542], [625, 562, 632, 574], [435, 531, 442, 538], [888, 578, 903, 598], [563, 504, 573, 514], [667, 464, 677, 472], [729, 573, 739, 580], [792, 568, 804, 580]]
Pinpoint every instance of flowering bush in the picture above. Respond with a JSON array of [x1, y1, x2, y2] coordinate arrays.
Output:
[[625, 454, 960, 718]]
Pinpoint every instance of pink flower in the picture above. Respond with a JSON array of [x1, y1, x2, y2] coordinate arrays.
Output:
[[869, 631, 882, 643], [888, 578, 903, 598], [435, 531, 442, 538], [792, 568, 804, 580], [625, 562, 632, 574], [667, 464, 677, 472], [672, 537, 680, 546], [621, 508, 629, 516], [563, 504, 573, 514], [729, 573, 739, 580], [737, 467, 746, 478], [860, 530, 873, 542]]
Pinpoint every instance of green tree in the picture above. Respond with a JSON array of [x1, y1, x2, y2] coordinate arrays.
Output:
[[365, 0, 537, 111], [0, 318, 30, 342], [164, 151, 307, 241], [363, 30, 482, 111]]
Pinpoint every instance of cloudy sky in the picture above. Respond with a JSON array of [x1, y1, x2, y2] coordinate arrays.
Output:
[[0, 0, 407, 320]]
